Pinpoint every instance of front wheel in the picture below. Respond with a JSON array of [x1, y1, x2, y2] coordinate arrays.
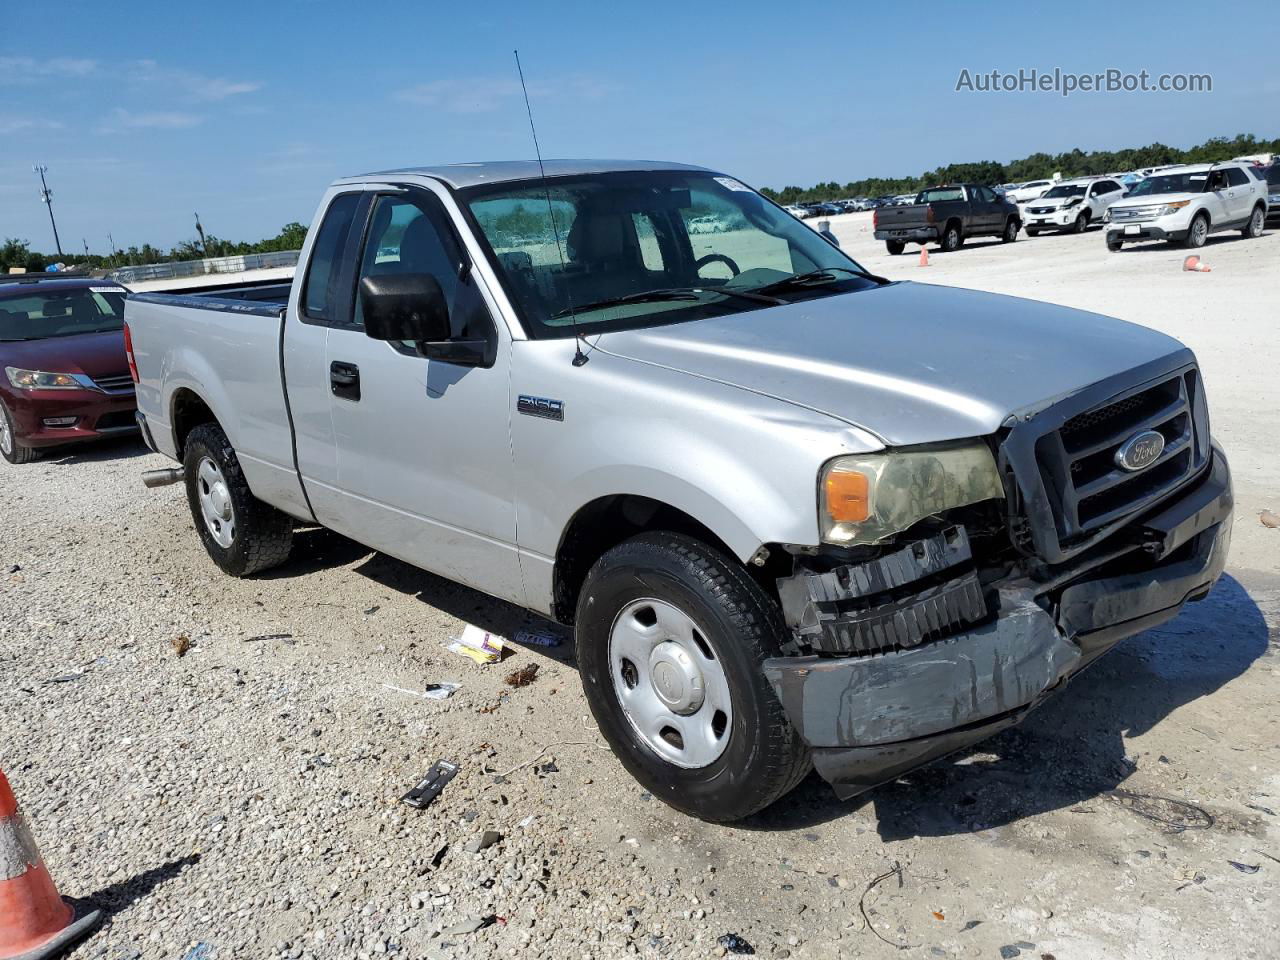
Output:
[[575, 532, 810, 822], [183, 422, 293, 577], [0, 401, 39, 464], [1182, 212, 1209, 248], [1107, 238, 1123, 252], [885, 240, 905, 255], [1025, 227, 1040, 237], [1072, 211, 1090, 233], [1242, 205, 1265, 238]]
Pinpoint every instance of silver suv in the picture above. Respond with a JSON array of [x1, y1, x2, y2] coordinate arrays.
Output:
[[1106, 162, 1269, 250]]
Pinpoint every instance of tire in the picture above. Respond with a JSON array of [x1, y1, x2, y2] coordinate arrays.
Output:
[[1107, 238, 1123, 253], [1072, 210, 1090, 233], [941, 223, 963, 252], [1181, 212, 1209, 248], [1001, 217, 1019, 243], [575, 532, 810, 822], [1025, 227, 1040, 237], [885, 240, 905, 255], [1242, 205, 1265, 238], [183, 422, 293, 577], [0, 401, 39, 464]]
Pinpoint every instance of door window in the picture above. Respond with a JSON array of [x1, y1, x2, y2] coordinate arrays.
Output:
[[354, 192, 492, 342], [1225, 168, 1250, 187], [302, 193, 361, 323]]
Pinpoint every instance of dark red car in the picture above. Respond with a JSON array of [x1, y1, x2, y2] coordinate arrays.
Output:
[[0, 275, 137, 464]]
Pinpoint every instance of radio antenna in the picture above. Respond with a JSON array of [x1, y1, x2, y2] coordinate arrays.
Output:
[[514, 49, 587, 366]]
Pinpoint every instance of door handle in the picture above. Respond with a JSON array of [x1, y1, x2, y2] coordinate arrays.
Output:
[[330, 361, 361, 401]]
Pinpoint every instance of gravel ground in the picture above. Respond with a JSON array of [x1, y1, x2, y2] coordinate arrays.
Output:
[[2, 216, 1278, 960]]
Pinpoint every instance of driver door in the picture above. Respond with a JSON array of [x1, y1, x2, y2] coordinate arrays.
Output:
[[320, 185, 523, 603]]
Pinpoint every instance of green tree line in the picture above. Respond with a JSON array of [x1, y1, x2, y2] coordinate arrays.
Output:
[[758, 133, 1279, 204], [0, 222, 308, 274]]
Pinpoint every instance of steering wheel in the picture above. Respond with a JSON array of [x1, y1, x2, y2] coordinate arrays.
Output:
[[694, 253, 741, 277]]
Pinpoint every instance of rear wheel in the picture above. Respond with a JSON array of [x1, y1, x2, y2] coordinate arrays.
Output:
[[885, 240, 905, 255], [1182, 212, 1209, 248], [1242, 205, 1265, 238], [183, 422, 293, 577], [1001, 217, 1019, 243], [575, 532, 810, 822], [0, 401, 39, 464], [940, 223, 963, 251]]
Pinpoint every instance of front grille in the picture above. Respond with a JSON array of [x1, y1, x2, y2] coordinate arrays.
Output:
[[1028, 206, 1054, 215], [1111, 205, 1160, 222], [92, 373, 134, 393], [1034, 369, 1207, 543]]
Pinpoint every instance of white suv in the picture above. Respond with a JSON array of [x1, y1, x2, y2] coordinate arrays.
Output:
[[1023, 178, 1127, 235], [1105, 162, 1269, 251], [1006, 179, 1053, 204]]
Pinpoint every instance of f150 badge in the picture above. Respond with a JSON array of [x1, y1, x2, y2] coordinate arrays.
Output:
[[1115, 429, 1165, 472], [518, 395, 565, 421]]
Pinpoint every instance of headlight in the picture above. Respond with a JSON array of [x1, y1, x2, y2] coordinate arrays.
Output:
[[1064, 197, 1083, 208], [1159, 200, 1192, 216], [819, 441, 1005, 545], [4, 367, 84, 390]]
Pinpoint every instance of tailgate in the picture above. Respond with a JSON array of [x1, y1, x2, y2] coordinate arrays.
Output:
[[876, 205, 928, 229]]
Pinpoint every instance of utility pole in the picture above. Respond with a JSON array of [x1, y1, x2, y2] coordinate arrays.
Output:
[[33, 164, 64, 257], [194, 212, 207, 257], [107, 233, 117, 268]]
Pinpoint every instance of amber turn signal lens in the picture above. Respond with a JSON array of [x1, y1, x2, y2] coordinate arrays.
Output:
[[825, 469, 870, 524]]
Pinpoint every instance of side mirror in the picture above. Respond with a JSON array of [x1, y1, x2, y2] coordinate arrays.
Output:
[[360, 273, 450, 343]]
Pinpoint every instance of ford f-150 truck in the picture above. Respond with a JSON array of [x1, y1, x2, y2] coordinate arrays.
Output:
[[872, 183, 1021, 254], [126, 160, 1232, 822]]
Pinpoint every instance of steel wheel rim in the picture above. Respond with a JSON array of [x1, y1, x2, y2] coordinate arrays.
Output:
[[609, 598, 733, 769], [0, 410, 11, 455], [196, 456, 236, 548]]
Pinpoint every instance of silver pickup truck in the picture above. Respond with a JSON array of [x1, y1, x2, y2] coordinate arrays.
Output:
[[126, 160, 1233, 822]]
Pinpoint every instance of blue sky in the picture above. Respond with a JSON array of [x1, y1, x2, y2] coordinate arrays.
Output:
[[1, 0, 1272, 253]]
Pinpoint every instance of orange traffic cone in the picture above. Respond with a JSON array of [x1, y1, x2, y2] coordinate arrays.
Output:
[[919, 247, 930, 267], [0, 769, 101, 960], [1182, 255, 1211, 272]]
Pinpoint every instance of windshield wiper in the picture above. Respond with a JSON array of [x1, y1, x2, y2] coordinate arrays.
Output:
[[748, 266, 888, 296], [552, 286, 783, 319]]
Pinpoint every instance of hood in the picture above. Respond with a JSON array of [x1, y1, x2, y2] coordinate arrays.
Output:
[[1028, 195, 1081, 209], [1110, 192, 1198, 209], [594, 282, 1186, 447], [0, 329, 128, 380]]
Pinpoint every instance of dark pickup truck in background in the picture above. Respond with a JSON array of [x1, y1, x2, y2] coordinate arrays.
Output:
[[873, 184, 1021, 254]]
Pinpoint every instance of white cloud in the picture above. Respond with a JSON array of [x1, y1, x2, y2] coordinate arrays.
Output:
[[103, 108, 204, 130], [129, 61, 262, 101], [394, 74, 614, 114], [0, 56, 98, 81], [0, 115, 65, 134]]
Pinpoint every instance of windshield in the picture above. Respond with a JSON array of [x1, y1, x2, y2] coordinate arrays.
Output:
[[461, 170, 878, 337], [0, 287, 126, 341], [1126, 172, 1211, 196], [1265, 165, 1280, 187], [1042, 183, 1087, 199]]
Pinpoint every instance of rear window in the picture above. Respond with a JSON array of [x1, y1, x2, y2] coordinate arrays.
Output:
[[917, 187, 964, 203], [1267, 165, 1280, 186], [0, 287, 126, 342]]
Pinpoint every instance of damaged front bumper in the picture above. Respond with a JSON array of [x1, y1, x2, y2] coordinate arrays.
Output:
[[765, 446, 1233, 800]]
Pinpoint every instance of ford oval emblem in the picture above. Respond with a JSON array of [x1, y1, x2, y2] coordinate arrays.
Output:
[[1115, 429, 1165, 472]]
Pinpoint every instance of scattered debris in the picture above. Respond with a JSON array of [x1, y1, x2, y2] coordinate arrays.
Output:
[[45, 673, 82, 684], [1259, 510, 1280, 528], [857, 861, 916, 950], [1104, 789, 1214, 833], [464, 829, 503, 853], [932, 910, 945, 920], [1246, 803, 1276, 817], [181, 944, 213, 960], [383, 682, 461, 701], [1254, 849, 1280, 865], [440, 914, 496, 936], [537, 760, 558, 774], [514, 628, 564, 648], [518, 814, 536, 829], [6, 563, 20, 574], [430, 844, 449, 868], [400, 760, 460, 810], [446, 625, 506, 665], [961, 920, 982, 931], [172, 634, 192, 657], [1228, 860, 1261, 874], [504, 663, 540, 688], [998, 944, 1036, 959], [363, 604, 381, 615], [716, 933, 755, 955], [244, 633, 292, 642]]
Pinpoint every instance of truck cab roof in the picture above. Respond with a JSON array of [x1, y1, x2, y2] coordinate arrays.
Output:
[[344, 159, 713, 189]]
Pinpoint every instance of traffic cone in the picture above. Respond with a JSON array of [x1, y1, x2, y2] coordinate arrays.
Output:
[[919, 247, 930, 267], [1182, 255, 1211, 273], [0, 769, 101, 960]]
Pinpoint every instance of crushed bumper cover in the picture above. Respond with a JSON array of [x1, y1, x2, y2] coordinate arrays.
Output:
[[766, 448, 1232, 800]]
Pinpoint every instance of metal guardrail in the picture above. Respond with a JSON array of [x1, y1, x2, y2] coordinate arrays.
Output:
[[109, 250, 300, 285]]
